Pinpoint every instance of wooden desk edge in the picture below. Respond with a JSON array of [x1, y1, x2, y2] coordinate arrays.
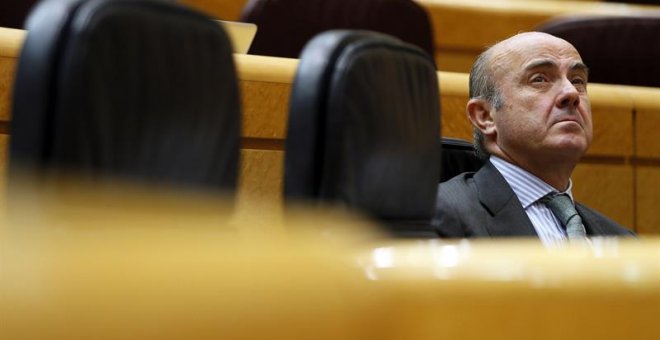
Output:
[[0, 27, 26, 58]]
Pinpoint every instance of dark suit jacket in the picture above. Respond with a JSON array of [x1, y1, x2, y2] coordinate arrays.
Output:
[[432, 161, 635, 238]]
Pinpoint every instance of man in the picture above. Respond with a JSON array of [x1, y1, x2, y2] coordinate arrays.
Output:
[[432, 32, 634, 245]]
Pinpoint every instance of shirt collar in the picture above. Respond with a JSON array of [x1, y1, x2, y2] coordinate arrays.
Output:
[[490, 156, 574, 208]]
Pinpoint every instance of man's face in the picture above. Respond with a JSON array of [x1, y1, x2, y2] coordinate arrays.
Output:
[[489, 33, 593, 165]]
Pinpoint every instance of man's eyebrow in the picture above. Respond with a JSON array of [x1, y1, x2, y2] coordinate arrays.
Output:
[[570, 62, 589, 76], [523, 59, 590, 76], [523, 59, 557, 71]]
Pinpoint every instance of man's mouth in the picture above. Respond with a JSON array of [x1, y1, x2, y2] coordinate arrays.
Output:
[[552, 114, 581, 126]]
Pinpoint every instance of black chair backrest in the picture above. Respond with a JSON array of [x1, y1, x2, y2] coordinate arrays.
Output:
[[240, 0, 434, 61], [439, 137, 484, 182], [11, 0, 240, 191], [537, 16, 660, 87], [284, 30, 440, 236]]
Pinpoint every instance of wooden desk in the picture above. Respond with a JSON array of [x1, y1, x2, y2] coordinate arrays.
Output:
[[3, 27, 660, 233], [3, 207, 659, 340]]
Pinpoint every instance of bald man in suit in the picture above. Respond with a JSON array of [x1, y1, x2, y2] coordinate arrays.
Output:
[[432, 32, 634, 245]]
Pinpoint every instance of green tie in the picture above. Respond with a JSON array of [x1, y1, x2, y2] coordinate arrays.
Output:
[[541, 194, 587, 240]]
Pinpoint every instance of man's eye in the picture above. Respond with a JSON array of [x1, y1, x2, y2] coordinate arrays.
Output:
[[572, 78, 587, 85], [531, 75, 547, 83]]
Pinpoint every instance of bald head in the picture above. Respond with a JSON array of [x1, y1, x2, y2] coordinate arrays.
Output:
[[468, 32, 586, 160], [487, 32, 585, 86], [490, 32, 572, 55], [470, 32, 582, 101]]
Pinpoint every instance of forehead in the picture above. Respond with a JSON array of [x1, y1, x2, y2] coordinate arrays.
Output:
[[489, 33, 583, 77]]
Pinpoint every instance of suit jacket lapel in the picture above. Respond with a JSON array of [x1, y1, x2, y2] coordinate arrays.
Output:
[[576, 204, 603, 235], [474, 161, 538, 237]]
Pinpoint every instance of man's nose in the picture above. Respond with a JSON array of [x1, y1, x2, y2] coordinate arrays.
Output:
[[556, 81, 580, 109]]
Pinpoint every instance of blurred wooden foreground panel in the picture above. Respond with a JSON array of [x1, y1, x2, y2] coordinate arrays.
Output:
[[2, 201, 659, 340], [2, 27, 660, 233]]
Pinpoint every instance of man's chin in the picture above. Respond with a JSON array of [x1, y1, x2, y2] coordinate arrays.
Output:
[[545, 130, 587, 149], [549, 139, 590, 158]]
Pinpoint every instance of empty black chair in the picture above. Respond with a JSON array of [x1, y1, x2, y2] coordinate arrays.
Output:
[[537, 16, 660, 87], [240, 0, 435, 61], [10, 0, 240, 192], [284, 30, 440, 237], [439, 137, 484, 182]]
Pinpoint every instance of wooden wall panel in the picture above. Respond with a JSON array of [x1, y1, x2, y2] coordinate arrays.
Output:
[[178, 0, 248, 21], [636, 167, 660, 234], [440, 96, 472, 140], [0, 30, 17, 206], [631, 88, 660, 235], [632, 87, 660, 159], [435, 53, 475, 75], [636, 109, 660, 159], [0, 57, 15, 122], [238, 149, 283, 205], [586, 84, 634, 157], [572, 163, 634, 230], [0, 134, 8, 193], [240, 81, 290, 140], [438, 72, 471, 140], [587, 108, 632, 157], [236, 149, 286, 236]]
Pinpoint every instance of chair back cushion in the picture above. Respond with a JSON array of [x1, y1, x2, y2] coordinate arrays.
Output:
[[538, 16, 660, 87], [439, 138, 484, 182], [285, 30, 440, 221], [240, 0, 434, 60], [11, 0, 240, 191]]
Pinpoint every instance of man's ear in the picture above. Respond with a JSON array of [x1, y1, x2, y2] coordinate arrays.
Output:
[[467, 98, 496, 137]]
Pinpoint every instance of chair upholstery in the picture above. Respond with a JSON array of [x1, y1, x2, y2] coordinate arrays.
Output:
[[284, 30, 440, 237], [439, 137, 484, 182], [0, 0, 39, 29], [11, 0, 241, 191], [537, 16, 660, 87], [240, 0, 435, 61]]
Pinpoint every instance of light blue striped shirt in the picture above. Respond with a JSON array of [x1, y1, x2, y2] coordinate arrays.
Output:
[[490, 156, 571, 247]]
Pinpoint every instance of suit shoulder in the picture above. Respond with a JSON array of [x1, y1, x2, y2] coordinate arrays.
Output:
[[433, 172, 480, 237], [438, 172, 476, 195], [576, 202, 636, 236]]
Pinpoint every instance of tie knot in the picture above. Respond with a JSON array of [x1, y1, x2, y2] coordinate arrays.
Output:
[[541, 194, 577, 225]]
